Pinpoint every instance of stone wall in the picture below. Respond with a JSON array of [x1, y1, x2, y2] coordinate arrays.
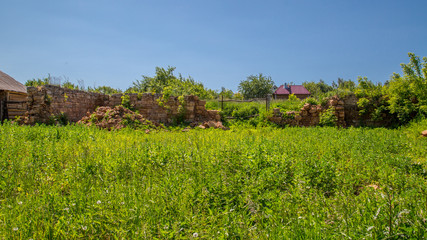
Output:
[[25, 85, 220, 124], [269, 96, 346, 127], [268, 94, 394, 127]]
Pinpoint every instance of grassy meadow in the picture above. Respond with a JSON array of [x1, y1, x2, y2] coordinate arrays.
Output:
[[1, 121, 427, 239]]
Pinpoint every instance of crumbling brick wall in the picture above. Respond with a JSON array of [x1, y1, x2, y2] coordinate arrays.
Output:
[[25, 85, 220, 124], [269, 96, 346, 127], [268, 94, 394, 127]]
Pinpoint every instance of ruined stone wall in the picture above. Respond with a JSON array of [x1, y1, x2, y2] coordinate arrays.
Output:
[[268, 94, 394, 127], [25, 85, 220, 124], [269, 96, 346, 127]]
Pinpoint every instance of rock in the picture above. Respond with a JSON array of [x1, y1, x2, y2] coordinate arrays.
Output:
[[207, 121, 217, 128], [198, 125, 206, 129], [329, 99, 338, 106], [303, 103, 311, 110], [422, 130, 427, 137], [309, 107, 317, 114]]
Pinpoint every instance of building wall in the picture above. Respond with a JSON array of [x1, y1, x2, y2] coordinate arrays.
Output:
[[294, 94, 310, 100], [0, 90, 27, 120], [274, 94, 289, 100], [274, 94, 310, 100]]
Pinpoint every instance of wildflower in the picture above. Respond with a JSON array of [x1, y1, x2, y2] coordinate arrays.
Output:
[[82, 226, 87, 231], [18, 201, 22, 205], [96, 200, 101, 204], [193, 232, 199, 237], [64, 208, 69, 212], [367, 226, 374, 231], [120, 201, 125, 205], [13, 227, 18, 231]]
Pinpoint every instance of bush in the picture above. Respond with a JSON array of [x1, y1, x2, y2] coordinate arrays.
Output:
[[319, 107, 337, 127]]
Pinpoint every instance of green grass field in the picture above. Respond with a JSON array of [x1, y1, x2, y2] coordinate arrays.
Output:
[[1, 121, 427, 239]]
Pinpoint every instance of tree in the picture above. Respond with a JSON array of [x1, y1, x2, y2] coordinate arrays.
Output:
[[126, 66, 217, 99], [88, 86, 122, 95], [220, 87, 234, 99], [386, 53, 427, 123], [238, 73, 274, 99], [303, 80, 333, 99]]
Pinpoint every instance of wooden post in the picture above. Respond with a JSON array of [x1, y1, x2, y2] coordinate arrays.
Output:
[[0, 98, 3, 122], [0, 91, 5, 122], [221, 95, 224, 111]]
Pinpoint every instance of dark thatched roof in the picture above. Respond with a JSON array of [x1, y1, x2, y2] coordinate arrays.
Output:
[[0, 70, 27, 93]]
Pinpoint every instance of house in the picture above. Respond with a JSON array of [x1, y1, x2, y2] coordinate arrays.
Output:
[[273, 83, 310, 100], [0, 70, 27, 121]]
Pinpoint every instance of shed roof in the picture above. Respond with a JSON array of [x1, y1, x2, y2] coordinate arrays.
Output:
[[0, 70, 27, 93]]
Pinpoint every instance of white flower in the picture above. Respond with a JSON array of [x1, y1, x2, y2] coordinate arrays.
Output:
[[64, 208, 69, 212], [120, 202, 125, 205], [82, 226, 87, 231], [96, 200, 101, 204], [367, 226, 374, 231], [12, 227, 18, 231], [17, 201, 22, 205], [193, 232, 199, 237]]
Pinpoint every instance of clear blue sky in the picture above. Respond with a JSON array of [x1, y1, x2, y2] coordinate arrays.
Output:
[[1, 0, 426, 91]]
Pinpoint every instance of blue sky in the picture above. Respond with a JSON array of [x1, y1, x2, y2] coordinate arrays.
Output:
[[1, 0, 426, 91]]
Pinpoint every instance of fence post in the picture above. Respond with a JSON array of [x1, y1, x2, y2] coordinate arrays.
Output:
[[221, 95, 224, 111], [266, 94, 271, 112]]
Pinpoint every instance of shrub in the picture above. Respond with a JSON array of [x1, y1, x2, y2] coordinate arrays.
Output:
[[319, 107, 337, 127]]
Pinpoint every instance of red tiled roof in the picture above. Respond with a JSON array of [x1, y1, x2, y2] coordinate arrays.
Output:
[[274, 85, 310, 95], [290, 85, 310, 95], [274, 85, 290, 95]]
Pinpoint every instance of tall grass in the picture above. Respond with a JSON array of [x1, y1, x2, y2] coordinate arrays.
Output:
[[1, 121, 427, 239]]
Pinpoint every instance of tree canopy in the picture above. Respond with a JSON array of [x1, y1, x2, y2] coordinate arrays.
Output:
[[238, 73, 274, 99], [126, 66, 217, 99]]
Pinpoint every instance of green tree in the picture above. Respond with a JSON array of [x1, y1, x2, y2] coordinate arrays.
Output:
[[88, 86, 122, 95], [220, 87, 234, 99], [25, 76, 51, 87], [127, 66, 217, 99], [303, 80, 333, 99], [386, 53, 427, 123], [238, 73, 274, 99]]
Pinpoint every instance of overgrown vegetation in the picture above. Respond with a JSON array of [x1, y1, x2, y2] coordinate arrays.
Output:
[[126, 66, 218, 100], [23, 52, 427, 127], [1, 120, 426, 238]]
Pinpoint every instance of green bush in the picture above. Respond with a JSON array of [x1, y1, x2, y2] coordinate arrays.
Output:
[[319, 107, 337, 127]]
